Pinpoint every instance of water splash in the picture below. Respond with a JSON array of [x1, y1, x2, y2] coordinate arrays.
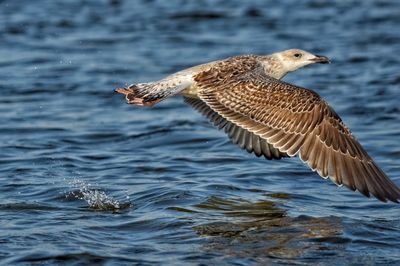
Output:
[[65, 178, 132, 212]]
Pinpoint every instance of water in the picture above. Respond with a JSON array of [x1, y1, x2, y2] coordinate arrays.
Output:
[[1, 0, 399, 264]]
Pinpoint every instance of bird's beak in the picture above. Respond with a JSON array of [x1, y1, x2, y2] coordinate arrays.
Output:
[[310, 55, 331, 64]]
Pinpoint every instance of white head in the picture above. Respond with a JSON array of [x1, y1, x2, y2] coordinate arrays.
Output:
[[271, 49, 330, 79]]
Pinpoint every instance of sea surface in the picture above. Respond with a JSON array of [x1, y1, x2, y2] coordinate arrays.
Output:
[[1, 0, 400, 265]]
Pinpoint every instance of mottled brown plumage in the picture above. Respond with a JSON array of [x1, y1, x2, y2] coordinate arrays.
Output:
[[193, 56, 400, 202], [116, 49, 400, 203]]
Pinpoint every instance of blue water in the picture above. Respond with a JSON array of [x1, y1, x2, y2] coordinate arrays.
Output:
[[1, 0, 400, 264]]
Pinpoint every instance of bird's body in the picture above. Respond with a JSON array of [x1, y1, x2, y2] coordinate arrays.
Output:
[[116, 49, 400, 203], [115, 51, 310, 106]]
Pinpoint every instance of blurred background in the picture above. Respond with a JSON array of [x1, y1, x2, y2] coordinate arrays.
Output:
[[0, 0, 399, 264]]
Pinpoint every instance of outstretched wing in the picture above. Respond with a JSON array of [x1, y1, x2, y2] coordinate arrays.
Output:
[[193, 57, 400, 202], [185, 97, 288, 159]]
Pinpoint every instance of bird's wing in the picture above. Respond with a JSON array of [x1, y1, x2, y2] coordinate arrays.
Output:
[[185, 97, 288, 159], [193, 57, 400, 202]]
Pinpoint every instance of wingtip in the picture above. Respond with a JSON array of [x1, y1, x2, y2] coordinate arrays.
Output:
[[385, 190, 400, 204]]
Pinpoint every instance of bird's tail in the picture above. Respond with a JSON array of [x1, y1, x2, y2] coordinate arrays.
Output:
[[116, 76, 193, 107], [115, 83, 165, 107]]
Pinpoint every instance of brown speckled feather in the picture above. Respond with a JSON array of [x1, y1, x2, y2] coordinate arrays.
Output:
[[184, 97, 288, 160], [194, 56, 400, 202]]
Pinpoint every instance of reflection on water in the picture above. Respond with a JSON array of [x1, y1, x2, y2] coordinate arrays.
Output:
[[195, 195, 285, 219], [191, 196, 343, 261]]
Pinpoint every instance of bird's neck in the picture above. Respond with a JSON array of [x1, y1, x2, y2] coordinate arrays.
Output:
[[259, 55, 289, 80]]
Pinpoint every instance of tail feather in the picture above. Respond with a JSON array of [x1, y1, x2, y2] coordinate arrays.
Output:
[[115, 83, 163, 107], [116, 75, 193, 107]]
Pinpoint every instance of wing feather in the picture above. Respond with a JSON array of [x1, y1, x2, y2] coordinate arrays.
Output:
[[192, 56, 400, 202], [184, 97, 288, 160]]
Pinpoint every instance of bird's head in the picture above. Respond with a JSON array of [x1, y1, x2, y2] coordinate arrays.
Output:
[[274, 49, 330, 75]]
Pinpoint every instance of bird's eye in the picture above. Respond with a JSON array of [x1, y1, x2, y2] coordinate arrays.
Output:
[[294, 53, 302, 58]]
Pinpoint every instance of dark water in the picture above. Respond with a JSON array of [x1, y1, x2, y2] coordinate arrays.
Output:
[[1, 0, 400, 264]]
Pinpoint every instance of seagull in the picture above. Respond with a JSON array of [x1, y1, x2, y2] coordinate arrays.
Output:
[[115, 49, 400, 203]]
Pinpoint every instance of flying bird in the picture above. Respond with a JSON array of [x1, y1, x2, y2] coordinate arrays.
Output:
[[115, 49, 400, 203]]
